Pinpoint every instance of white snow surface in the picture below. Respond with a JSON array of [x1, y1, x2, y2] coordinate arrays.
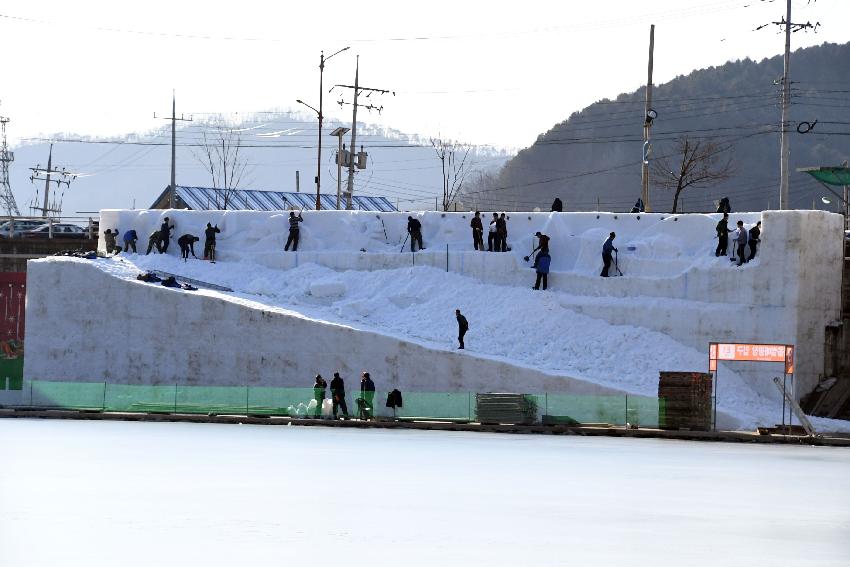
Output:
[[81, 251, 847, 432]]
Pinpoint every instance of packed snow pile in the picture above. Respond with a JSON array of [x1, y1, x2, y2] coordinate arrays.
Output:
[[22, 209, 846, 430]]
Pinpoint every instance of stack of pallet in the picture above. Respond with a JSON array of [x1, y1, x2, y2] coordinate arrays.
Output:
[[658, 372, 713, 431], [475, 393, 537, 425]]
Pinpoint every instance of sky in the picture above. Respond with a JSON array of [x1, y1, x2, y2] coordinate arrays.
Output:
[[1, 0, 848, 150]]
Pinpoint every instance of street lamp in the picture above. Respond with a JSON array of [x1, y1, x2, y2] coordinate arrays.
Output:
[[298, 47, 350, 211]]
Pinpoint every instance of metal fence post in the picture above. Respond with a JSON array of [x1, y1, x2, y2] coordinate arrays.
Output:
[[446, 244, 449, 272]]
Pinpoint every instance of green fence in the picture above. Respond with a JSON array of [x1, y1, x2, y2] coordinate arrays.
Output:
[[18, 380, 663, 427]]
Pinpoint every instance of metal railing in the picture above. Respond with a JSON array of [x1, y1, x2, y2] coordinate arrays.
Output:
[[10, 380, 664, 428]]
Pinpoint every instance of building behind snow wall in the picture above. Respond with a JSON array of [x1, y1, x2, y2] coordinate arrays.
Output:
[[19, 209, 845, 413]]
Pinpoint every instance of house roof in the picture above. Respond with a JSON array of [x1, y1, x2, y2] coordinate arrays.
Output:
[[151, 186, 397, 212]]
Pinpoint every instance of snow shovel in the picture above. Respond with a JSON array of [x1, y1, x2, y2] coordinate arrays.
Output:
[[400, 232, 409, 253], [614, 249, 624, 276], [523, 235, 538, 263]]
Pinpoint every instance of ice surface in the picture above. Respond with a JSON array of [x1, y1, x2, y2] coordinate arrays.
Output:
[[1, 419, 848, 567]]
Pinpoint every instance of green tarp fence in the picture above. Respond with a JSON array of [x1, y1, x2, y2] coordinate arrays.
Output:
[[20, 380, 663, 427]]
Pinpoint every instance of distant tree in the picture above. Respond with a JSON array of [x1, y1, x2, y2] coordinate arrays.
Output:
[[652, 136, 734, 213], [431, 137, 471, 212], [192, 119, 250, 210]]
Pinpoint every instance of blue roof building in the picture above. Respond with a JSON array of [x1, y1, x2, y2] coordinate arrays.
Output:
[[150, 186, 397, 212]]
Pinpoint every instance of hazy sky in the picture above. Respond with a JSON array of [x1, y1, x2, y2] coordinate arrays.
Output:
[[2, 0, 847, 148]]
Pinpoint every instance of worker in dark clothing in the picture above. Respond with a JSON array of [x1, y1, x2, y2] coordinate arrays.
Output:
[[159, 217, 174, 253], [103, 229, 121, 254], [204, 223, 221, 261], [123, 229, 138, 254], [488, 213, 498, 251], [145, 230, 162, 255], [359, 372, 376, 420], [470, 211, 484, 251], [715, 213, 732, 257], [177, 234, 199, 260], [717, 197, 732, 214], [284, 211, 303, 251], [601, 232, 617, 277], [407, 216, 424, 252], [551, 198, 563, 212], [313, 374, 327, 418], [525, 231, 550, 262], [497, 213, 508, 252], [533, 252, 551, 290], [330, 372, 349, 419], [630, 198, 645, 213], [747, 221, 761, 262], [456, 309, 468, 349]]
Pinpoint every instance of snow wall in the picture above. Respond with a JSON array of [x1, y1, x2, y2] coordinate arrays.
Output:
[[22, 209, 843, 418]]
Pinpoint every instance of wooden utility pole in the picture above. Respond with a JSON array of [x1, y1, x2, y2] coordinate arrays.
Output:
[[642, 24, 655, 213]]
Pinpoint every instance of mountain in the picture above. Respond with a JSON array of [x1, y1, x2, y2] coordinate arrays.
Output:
[[463, 42, 850, 213], [7, 114, 511, 217]]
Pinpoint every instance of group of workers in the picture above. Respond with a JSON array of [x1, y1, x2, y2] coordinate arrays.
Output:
[[311, 371, 379, 420], [103, 217, 222, 262]]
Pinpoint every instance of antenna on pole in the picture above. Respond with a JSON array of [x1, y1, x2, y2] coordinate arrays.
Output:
[[0, 106, 20, 217]]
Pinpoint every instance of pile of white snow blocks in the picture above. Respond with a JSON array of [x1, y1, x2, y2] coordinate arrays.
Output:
[[22, 208, 844, 429]]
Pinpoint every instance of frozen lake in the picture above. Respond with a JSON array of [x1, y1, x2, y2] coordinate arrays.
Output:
[[1, 419, 848, 566]]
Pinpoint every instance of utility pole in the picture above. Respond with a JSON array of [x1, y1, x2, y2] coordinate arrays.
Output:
[[154, 91, 192, 209], [642, 24, 655, 213], [333, 56, 393, 209], [29, 144, 75, 217], [779, 0, 792, 210], [0, 113, 20, 217], [330, 127, 350, 209], [757, 3, 818, 210]]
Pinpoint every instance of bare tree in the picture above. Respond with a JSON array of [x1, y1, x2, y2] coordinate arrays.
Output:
[[192, 120, 250, 210], [653, 136, 734, 213], [431, 136, 471, 211]]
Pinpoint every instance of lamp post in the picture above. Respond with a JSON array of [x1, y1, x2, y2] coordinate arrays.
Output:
[[299, 47, 350, 211], [330, 127, 350, 209]]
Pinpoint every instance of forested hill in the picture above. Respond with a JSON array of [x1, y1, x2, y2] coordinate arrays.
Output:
[[463, 42, 850, 213]]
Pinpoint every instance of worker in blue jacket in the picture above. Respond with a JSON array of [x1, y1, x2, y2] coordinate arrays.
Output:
[[123, 229, 138, 253], [601, 232, 618, 277], [532, 252, 551, 290]]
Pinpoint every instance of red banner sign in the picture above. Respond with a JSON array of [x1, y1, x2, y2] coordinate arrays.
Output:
[[709, 342, 794, 373]]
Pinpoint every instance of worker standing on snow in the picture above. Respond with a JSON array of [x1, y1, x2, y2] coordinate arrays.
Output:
[[456, 308, 469, 349], [284, 211, 303, 251], [717, 197, 732, 214], [488, 213, 498, 251], [551, 198, 563, 212], [715, 213, 732, 257], [601, 232, 618, 277], [734, 221, 748, 266], [747, 221, 761, 262], [204, 223, 220, 261], [313, 374, 327, 418], [146, 230, 162, 255], [359, 372, 376, 420], [532, 252, 551, 290], [330, 372, 349, 420], [470, 211, 484, 251], [103, 229, 121, 255], [497, 213, 508, 252], [407, 216, 424, 252], [159, 217, 175, 253], [177, 234, 199, 260], [123, 229, 138, 254]]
